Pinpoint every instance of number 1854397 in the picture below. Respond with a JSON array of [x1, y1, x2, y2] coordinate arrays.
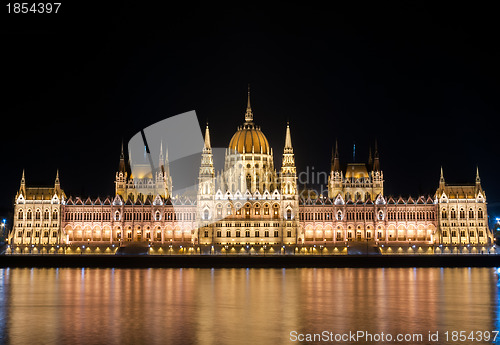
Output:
[[6, 3, 61, 14]]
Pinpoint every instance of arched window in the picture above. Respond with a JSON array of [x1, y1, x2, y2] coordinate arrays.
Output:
[[155, 211, 161, 221], [35, 210, 41, 220], [378, 210, 384, 220], [273, 204, 279, 218], [18, 210, 23, 220], [255, 204, 260, 215], [52, 210, 58, 220], [459, 209, 465, 219], [478, 208, 483, 218], [450, 209, 456, 219], [441, 209, 447, 219], [286, 209, 292, 220], [337, 210, 342, 220], [115, 211, 121, 221], [264, 204, 270, 215], [203, 209, 210, 220], [246, 174, 251, 191], [469, 209, 474, 218], [43, 209, 50, 220]]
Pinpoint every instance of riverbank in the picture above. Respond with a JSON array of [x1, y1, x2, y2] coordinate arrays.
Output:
[[1, 254, 500, 268]]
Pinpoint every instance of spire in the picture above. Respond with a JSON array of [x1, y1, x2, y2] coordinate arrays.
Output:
[[54, 169, 61, 194], [204, 123, 211, 150], [19, 169, 26, 195], [163, 144, 172, 198], [332, 140, 340, 172], [475, 166, 481, 184], [284, 122, 293, 151], [245, 84, 253, 122], [439, 166, 445, 188], [159, 141, 164, 168], [164, 145, 170, 176], [373, 140, 380, 171], [280, 123, 296, 196], [281, 123, 295, 166], [118, 140, 127, 173]]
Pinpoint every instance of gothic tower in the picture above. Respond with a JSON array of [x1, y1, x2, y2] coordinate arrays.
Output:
[[280, 123, 300, 243]]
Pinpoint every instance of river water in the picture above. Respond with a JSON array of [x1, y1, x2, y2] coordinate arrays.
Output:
[[0, 267, 499, 344]]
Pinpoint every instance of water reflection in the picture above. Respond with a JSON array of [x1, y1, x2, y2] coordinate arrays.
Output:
[[0, 268, 498, 344]]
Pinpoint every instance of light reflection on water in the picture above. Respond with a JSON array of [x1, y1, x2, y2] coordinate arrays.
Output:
[[0, 268, 499, 344]]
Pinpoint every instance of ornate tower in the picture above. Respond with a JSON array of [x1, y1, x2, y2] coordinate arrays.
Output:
[[196, 124, 216, 245], [156, 142, 172, 199], [328, 140, 343, 199], [198, 124, 215, 220], [115, 142, 128, 198], [371, 140, 383, 197], [435, 166, 491, 246], [280, 123, 300, 243], [328, 140, 383, 201], [225, 85, 277, 193]]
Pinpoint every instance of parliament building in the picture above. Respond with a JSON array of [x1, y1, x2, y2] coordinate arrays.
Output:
[[7, 90, 494, 255]]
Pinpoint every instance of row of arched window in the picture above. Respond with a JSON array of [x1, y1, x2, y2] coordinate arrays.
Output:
[[214, 203, 281, 218], [299, 210, 436, 222], [63, 210, 196, 222], [441, 208, 484, 219], [18, 209, 58, 221]]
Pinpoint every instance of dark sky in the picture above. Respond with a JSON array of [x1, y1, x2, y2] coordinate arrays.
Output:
[[1, 2, 499, 223]]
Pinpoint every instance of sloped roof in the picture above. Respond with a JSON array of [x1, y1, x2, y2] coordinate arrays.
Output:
[[443, 185, 476, 199], [23, 187, 65, 200]]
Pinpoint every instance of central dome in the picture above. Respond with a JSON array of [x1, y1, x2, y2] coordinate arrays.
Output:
[[228, 86, 270, 155], [229, 124, 270, 154]]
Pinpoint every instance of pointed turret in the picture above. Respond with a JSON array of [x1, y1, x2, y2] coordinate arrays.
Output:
[[475, 166, 483, 195], [245, 84, 253, 123], [198, 123, 215, 227], [164, 145, 170, 177], [19, 169, 26, 196], [199, 124, 215, 180], [372, 140, 380, 171], [280, 122, 298, 217], [159, 141, 172, 199], [331, 140, 340, 172], [118, 140, 127, 173], [159, 141, 164, 169], [204, 123, 212, 151], [284, 122, 293, 153], [439, 166, 445, 189], [115, 141, 129, 198], [54, 169, 60, 190], [281, 123, 296, 170]]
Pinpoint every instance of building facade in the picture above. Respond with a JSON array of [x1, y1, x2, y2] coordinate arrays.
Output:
[[7, 90, 494, 255]]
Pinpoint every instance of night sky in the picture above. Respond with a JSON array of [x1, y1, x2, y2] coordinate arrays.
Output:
[[1, 2, 499, 224]]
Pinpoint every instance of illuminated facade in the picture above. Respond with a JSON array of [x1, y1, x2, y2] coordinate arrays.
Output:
[[7, 90, 494, 254]]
